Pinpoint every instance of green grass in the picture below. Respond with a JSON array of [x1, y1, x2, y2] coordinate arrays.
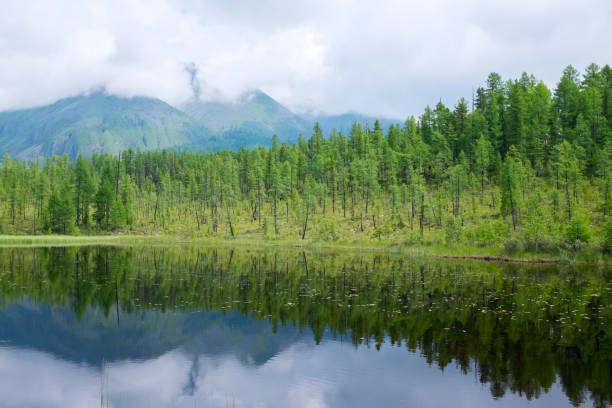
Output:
[[0, 234, 151, 247], [0, 233, 604, 264]]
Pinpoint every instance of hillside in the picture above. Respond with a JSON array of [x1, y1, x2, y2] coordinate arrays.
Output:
[[307, 112, 398, 136], [183, 90, 308, 148], [183, 90, 400, 150], [0, 90, 401, 158], [0, 92, 209, 159]]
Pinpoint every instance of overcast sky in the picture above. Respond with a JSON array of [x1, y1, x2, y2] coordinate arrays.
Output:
[[1, 0, 611, 118]]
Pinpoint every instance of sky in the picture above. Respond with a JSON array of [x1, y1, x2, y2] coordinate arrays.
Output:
[[1, 0, 611, 118]]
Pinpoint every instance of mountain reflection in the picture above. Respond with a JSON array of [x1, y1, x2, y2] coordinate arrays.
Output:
[[0, 246, 610, 407]]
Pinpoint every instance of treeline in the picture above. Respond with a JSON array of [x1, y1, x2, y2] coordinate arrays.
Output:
[[1, 64, 612, 254]]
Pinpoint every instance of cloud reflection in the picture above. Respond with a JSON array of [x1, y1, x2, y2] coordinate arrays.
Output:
[[0, 339, 576, 408]]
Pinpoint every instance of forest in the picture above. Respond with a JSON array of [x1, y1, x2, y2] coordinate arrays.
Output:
[[1, 64, 612, 257]]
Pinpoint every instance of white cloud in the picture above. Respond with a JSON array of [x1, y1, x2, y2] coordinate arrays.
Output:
[[0, 0, 610, 117]]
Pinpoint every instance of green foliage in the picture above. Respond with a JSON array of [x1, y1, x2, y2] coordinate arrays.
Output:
[[472, 219, 510, 247], [603, 218, 612, 253], [500, 147, 523, 229], [522, 194, 554, 251], [565, 216, 591, 246], [110, 198, 126, 230], [371, 222, 393, 241], [46, 183, 75, 234], [94, 177, 114, 230], [445, 217, 462, 246], [0, 64, 611, 257], [0, 216, 7, 234], [502, 236, 523, 254], [318, 219, 339, 241]]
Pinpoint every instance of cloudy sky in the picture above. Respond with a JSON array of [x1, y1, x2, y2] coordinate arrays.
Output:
[[1, 0, 611, 118]]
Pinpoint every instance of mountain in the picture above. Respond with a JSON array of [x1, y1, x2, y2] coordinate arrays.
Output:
[[0, 92, 209, 159], [182, 90, 308, 150], [0, 90, 401, 159], [308, 112, 399, 136], [183, 91, 401, 150], [0, 300, 311, 367]]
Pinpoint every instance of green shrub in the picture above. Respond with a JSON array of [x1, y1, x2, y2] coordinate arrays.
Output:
[[565, 217, 590, 245], [473, 219, 510, 246], [444, 217, 462, 246], [396, 216, 406, 230], [372, 223, 393, 240], [402, 229, 422, 246], [522, 219, 558, 252], [318, 219, 339, 241], [602, 218, 612, 254], [503, 235, 524, 254]]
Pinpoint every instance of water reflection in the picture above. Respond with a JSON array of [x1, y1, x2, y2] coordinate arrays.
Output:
[[0, 335, 575, 408], [0, 246, 610, 407]]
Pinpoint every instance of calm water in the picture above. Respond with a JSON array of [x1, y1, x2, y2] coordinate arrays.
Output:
[[0, 247, 610, 407]]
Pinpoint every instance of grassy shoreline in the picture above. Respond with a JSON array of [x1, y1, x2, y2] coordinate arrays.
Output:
[[0, 233, 605, 265]]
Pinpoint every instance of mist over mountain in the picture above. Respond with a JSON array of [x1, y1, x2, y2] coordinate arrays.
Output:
[[0, 90, 401, 159]]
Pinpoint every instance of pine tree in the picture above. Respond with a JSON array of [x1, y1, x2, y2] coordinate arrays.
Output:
[[73, 155, 94, 226], [47, 181, 74, 234]]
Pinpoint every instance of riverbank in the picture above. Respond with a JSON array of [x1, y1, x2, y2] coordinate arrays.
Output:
[[0, 233, 607, 265]]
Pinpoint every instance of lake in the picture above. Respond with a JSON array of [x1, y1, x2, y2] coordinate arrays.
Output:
[[0, 246, 610, 407]]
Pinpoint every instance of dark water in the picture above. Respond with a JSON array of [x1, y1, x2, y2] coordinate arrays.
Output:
[[0, 247, 610, 408]]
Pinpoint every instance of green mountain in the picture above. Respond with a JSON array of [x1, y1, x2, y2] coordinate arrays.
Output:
[[0, 92, 208, 159], [306, 112, 399, 136], [182, 90, 309, 150], [0, 301, 307, 366], [0, 90, 401, 159], [184, 90, 400, 150]]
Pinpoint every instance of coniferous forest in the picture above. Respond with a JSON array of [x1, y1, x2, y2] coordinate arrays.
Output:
[[2, 64, 612, 257]]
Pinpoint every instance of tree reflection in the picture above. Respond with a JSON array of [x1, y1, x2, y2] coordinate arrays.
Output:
[[0, 246, 610, 406]]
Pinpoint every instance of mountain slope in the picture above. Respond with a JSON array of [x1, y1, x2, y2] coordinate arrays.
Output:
[[182, 90, 309, 149], [0, 92, 208, 159], [0, 90, 401, 158], [311, 113, 399, 135], [0, 301, 308, 366], [183, 90, 402, 150]]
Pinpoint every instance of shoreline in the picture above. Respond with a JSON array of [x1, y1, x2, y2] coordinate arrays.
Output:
[[0, 234, 602, 265]]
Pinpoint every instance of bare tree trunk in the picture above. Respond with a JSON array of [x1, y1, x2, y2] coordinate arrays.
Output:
[[274, 195, 278, 234], [565, 174, 572, 220], [301, 205, 309, 240], [420, 193, 425, 237], [226, 205, 235, 237]]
